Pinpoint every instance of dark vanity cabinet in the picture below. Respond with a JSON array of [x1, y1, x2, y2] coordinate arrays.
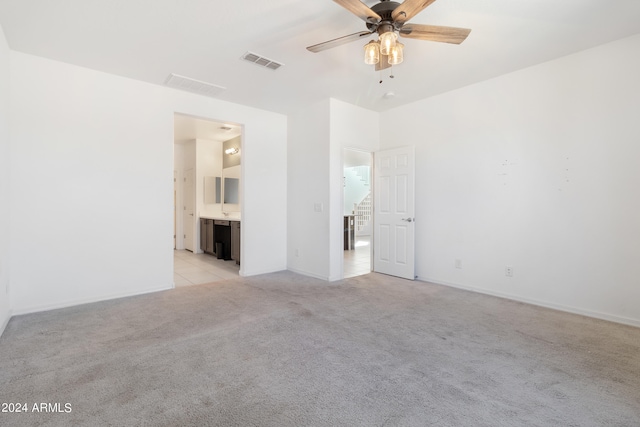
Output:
[[200, 219, 215, 254], [231, 221, 240, 265], [200, 218, 215, 254], [214, 220, 231, 260], [199, 218, 240, 265], [199, 218, 207, 252]]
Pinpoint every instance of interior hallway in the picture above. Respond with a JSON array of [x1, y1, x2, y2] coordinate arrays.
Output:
[[344, 236, 371, 279]]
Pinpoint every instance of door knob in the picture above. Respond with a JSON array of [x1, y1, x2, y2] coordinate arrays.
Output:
[[401, 218, 414, 222]]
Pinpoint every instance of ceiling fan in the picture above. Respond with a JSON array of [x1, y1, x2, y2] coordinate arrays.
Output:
[[306, 0, 471, 70]]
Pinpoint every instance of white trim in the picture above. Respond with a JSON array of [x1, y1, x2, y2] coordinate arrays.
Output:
[[11, 285, 173, 317], [418, 276, 640, 329], [240, 266, 288, 278], [286, 267, 330, 281]]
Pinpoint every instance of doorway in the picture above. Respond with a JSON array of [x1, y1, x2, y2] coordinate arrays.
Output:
[[173, 113, 243, 287], [343, 148, 373, 278]]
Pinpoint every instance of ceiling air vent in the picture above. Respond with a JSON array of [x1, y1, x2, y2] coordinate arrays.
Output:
[[164, 73, 226, 98], [241, 51, 283, 71]]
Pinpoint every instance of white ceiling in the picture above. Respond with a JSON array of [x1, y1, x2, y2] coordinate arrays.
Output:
[[173, 113, 241, 144], [2, 0, 640, 115], [344, 149, 372, 168]]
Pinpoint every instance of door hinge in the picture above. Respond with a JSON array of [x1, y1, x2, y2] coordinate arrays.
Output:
[[184, 234, 186, 238]]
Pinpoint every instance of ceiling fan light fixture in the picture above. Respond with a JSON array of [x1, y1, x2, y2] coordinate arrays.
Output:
[[364, 40, 380, 65], [388, 42, 404, 65], [379, 30, 397, 56], [306, 0, 471, 71]]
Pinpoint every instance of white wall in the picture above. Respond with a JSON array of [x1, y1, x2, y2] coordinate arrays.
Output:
[[287, 99, 331, 279], [287, 99, 380, 280], [197, 139, 224, 220], [240, 113, 287, 277], [9, 51, 287, 314], [380, 34, 640, 326], [0, 24, 11, 335]]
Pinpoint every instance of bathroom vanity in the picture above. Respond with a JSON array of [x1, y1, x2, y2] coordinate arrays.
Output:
[[199, 217, 240, 265]]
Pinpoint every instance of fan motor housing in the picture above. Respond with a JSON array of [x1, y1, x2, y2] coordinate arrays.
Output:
[[366, 1, 402, 31]]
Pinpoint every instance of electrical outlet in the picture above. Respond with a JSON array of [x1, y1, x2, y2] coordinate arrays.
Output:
[[295, 249, 300, 257], [455, 259, 462, 269], [505, 267, 513, 277], [314, 203, 323, 212]]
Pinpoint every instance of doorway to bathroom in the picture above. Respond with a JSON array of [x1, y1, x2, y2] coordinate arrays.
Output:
[[173, 113, 242, 287]]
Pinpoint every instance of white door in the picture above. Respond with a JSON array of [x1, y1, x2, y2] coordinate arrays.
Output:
[[373, 146, 415, 279], [184, 168, 195, 251]]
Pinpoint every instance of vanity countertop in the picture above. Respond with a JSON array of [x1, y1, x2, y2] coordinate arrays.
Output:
[[200, 214, 241, 222]]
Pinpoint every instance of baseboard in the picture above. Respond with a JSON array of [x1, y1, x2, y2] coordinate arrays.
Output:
[[240, 266, 288, 278], [0, 309, 12, 338], [11, 284, 174, 317], [286, 267, 330, 281], [418, 276, 640, 329]]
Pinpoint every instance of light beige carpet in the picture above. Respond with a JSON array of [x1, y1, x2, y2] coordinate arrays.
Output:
[[1, 271, 639, 426]]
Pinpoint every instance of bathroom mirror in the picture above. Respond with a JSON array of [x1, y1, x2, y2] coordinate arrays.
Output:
[[221, 165, 241, 213], [204, 176, 221, 204], [223, 178, 239, 204]]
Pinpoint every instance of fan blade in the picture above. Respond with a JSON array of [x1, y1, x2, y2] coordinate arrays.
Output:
[[333, 0, 381, 24], [307, 31, 373, 53], [399, 24, 471, 44], [392, 0, 438, 25]]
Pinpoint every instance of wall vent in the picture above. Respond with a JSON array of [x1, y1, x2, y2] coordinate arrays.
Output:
[[241, 51, 283, 70], [164, 73, 226, 97]]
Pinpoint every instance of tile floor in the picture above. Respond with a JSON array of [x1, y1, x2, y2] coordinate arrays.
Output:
[[173, 250, 240, 287], [174, 234, 371, 287], [344, 235, 371, 278]]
